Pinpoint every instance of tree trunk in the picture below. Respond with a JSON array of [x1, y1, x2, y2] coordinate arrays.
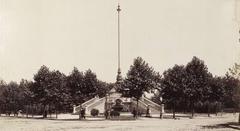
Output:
[[238, 112, 240, 124], [26, 105, 28, 118], [214, 102, 217, 116], [56, 110, 58, 119], [4, 105, 6, 116], [13, 102, 16, 117], [207, 102, 210, 117], [191, 102, 194, 118], [183, 98, 187, 114], [136, 99, 139, 118], [31, 104, 34, 118], [43, 105, 47, 118], [183, 105, 186, 114], [0, 104, 2, 116], [49, 105, 52, 118], [173, 103, 176, 119], [55, 105, 58, 119]]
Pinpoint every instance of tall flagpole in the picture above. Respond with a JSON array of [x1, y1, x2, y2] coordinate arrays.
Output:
[[116, 3, 122, 84], [118, 4, 121, 72]]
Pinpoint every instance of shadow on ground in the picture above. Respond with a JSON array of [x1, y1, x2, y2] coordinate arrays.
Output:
[[202, 122, 240, 130], [0, 116, 137, 121]]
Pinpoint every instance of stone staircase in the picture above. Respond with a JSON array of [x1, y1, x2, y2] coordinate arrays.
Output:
[[131, 97, 163, 114], [73, 96, 164, 116], [73, 96, 105, 115]]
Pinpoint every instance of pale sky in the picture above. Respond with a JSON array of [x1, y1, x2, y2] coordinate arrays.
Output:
[[0, 0, 239, 83]]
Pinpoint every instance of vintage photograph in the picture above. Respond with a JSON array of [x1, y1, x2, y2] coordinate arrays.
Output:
[[0, 0, 240, 130]]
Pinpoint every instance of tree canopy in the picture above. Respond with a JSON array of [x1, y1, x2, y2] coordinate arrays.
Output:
[[121, 57, 158, 100], [0, 56, 238, 120]]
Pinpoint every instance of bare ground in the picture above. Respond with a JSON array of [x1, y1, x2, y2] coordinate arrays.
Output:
[[0, 113, 239, 131]]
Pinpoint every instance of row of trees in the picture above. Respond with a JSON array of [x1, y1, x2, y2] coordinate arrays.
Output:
[[118, 57, 240, 119], [153, 57, 239, 118], [0, 66, 110, 118], [0, 56, 239, 120]]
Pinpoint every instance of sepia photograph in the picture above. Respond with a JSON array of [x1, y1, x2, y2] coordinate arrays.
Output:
[[0, 0, 240, 130]]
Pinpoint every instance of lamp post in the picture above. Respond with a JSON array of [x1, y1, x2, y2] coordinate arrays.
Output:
[[105, 92, 110, 119], [160, 97, 163, 119], [105, 93, 109, 110]]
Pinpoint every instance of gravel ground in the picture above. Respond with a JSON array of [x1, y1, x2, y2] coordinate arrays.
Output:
[[0, 113, 239, 131]]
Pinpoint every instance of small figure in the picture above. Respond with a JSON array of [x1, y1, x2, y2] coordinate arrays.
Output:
[[81, 108, 86, 119], [110, 109, 114, 118], [160, 110, 163, 119], [43, 110, 47, 118], [17, 110, 22, 117], [132, 108, 137, 118], [146, 105, 151, 117], [79, 105, 82, 120], [105, 109, 110, 119]]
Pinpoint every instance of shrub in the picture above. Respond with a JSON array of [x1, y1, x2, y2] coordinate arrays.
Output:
[[90, 108, 99, 116], [110, 110, 120, 117]]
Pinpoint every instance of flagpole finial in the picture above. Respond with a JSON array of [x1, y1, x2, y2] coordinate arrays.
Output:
[[117, 4, 121, 12]]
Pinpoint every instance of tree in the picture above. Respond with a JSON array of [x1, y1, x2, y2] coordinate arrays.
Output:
[[185, 56, 211, 118], [222, 74, 238, 110], [32, 65, 52, 118], [66, 67, 85, 106], [229, 63, 240, 79], [3, 82, 21, 116], [48, 70, 67, 118], [0, 80, 7, 116], [227, 63, 240, 124], [32, 65, 70, 118], [233, 80, 240, 124], [121, 57, 157, 117], [204, 76, 225, 117], [19, 79, 34, 117], [161, 65, 186, 118], [96, 81, 110, 98], [82, 69, 98, 100]]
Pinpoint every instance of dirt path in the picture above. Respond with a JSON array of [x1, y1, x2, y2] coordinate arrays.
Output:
[[0, 113, 238, 131]]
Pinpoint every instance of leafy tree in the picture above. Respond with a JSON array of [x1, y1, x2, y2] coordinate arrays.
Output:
[[153, 72, 162, 91], [0, 80, 7, 115], [32, 66, 70, 118], [233, 80, 240, 124], [229, 63, 240, 79], [82, 69, 98, 100], [48, 70, 67, 118], [32, 65, 52, 118], [161, 65, 186, 118], [96, 81, 111, 98], [221, 74, 237, 109], [121, 57, 157, 117], [3, 82, 22, 116], [185, 56, 211, 118], [204, 76, 225, 117], [226, 64, 240, 123], [66, 67, 85, 106], [19, 79, 34, 117]]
